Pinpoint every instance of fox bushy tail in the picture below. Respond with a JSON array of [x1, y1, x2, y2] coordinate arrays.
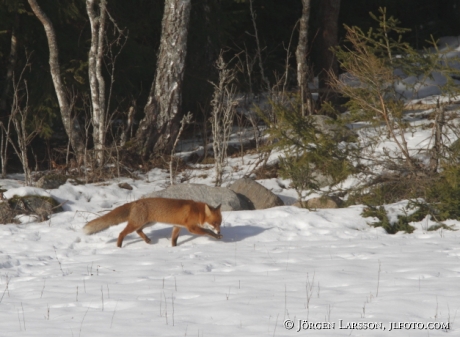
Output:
[[83, 203, 132, 234]]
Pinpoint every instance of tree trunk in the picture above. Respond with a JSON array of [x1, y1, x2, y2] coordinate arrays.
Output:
[[27, 0, 86, 163], [0, 14, 19, 113], [136, 0, 191, 158], [317, 0, 341, 107], [295, 0, 314, 116], [86, 0, 108, 165], [249, 0, 270, 92], [430, 101, 445, 173]]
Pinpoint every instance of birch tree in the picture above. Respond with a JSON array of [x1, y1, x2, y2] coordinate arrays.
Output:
[[136, 0, 191, 158], [86, 0, 127, 165], [86, 0, 108, 165], [27, 0, 86, 162]]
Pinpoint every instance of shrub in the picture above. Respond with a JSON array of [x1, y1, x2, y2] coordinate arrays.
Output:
[[263, 97, 354, 205]]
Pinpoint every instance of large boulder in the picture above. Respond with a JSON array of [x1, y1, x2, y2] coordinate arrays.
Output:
[[229, 177, 284, 209], [312, 115, 357, 142], [293, 196, 343, 209], [143, 184, 252, 211], [0, 201, 16, 224], [36, 174, 68, 189], [6, 195, 63, 222], [309, 165, 335, 188]]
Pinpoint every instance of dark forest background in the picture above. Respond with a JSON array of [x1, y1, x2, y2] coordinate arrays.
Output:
[[1, 0, 459, 172]]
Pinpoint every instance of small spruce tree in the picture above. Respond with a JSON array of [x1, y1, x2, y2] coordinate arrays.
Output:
[[331, 7, 460, 177], [263, 98, 354, 206]]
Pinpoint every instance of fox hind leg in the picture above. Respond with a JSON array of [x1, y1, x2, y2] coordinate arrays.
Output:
[[117, 223, 133, 248], [117, 221, 149, 248]]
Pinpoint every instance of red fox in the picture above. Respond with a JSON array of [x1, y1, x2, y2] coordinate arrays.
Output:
[[83, 197, 222, 248]]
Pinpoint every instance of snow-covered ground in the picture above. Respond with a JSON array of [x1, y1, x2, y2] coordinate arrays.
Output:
[[0, 168, 459, 337], [1, 37, 460, 337]]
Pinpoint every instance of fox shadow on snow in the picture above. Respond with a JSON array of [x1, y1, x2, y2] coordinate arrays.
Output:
[[109, 223, 266, 247]]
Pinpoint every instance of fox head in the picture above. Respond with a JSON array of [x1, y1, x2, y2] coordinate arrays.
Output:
[[202, 203, 222, 235]]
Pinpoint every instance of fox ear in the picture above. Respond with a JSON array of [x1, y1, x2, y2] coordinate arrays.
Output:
[[205, 204, 212, 216], [205, 204, 221, 214]]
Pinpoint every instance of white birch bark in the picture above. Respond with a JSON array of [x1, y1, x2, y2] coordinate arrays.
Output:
[[136, 0, 191, 157], [86, 0, 108, 165], [27, 0, 86, 162]]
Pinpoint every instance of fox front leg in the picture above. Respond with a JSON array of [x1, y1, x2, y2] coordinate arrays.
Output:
[[171, 226, 181, 247], [202, 228, 222, 240], [188, 226, 222, 240]]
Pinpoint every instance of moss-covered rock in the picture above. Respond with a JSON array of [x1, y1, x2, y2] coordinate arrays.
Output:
[[8, 195, 63, 222], [36, 174, 68, 189], [0, 201, 18, 224]]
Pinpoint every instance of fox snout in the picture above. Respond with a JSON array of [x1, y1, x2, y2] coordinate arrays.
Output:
[[202, 222, 222, 238], [215, 225, 221, 236], [214, 228, 222, 240]]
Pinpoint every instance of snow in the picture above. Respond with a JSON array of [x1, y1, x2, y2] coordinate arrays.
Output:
[[0, 171, 458, 336], [3, 187, 51, 199], [1, 38, 460, 336]]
